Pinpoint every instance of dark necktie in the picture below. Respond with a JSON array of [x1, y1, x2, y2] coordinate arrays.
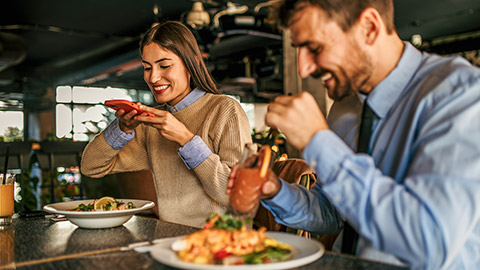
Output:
[[341, 101, 374, 254]]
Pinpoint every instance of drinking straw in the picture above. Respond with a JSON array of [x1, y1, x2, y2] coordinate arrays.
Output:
[[2, 146, 9, 185]]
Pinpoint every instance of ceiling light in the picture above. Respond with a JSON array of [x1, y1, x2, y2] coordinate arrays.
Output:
[[213, 2, 249, 29], [411, 34, 422, 47], [186, 2, 210, 29]]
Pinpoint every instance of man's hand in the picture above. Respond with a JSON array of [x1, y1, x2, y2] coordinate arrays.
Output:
[[227, 164, 282, 200], [265, 92, 328, 151]]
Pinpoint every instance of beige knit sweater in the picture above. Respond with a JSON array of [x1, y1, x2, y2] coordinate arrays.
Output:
[[80, 93, 252, 228]]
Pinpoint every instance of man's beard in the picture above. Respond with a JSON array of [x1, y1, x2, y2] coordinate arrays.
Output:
[[327, 48, 373, 101]]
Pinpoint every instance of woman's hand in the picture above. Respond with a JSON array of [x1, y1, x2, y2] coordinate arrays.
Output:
[[135, 104, 194, 146], [116, 104, 145, 134]]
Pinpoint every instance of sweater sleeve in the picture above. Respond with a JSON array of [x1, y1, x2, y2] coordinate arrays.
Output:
[[80, 124, 150, 178], [193, 98, 252, 206]]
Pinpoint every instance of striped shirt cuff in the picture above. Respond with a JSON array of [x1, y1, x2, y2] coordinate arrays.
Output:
[[178, 135, 212, 169], [103, 118, 135, 150]]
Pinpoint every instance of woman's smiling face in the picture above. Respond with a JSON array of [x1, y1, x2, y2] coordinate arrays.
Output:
[[142, 42, 192, 105]]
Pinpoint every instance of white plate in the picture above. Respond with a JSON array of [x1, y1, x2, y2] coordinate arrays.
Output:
[[150, 231, 325, 270], [43, 199, 155, 229]]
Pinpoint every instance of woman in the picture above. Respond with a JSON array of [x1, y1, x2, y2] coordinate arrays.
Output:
[[81, 21, 252, 228]]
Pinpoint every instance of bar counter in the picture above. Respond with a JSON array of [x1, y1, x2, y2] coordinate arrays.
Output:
[[1, 214, 407, 269]]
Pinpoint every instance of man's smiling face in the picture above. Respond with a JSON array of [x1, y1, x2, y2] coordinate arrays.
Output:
[[289, 4, 374, 101]]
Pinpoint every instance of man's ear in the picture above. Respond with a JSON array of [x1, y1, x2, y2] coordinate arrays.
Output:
[[357, 7, 383, 45]]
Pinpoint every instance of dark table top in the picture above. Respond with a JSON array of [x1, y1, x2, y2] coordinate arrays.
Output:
[[0, 214, 407, 270]]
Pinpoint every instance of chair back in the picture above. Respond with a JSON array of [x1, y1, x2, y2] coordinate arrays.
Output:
[[115, 170, 159, 217], [254, 158, 339, 249]]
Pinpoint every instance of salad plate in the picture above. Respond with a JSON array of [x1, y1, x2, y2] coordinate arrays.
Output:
[[150, 231, 325, 270], [43, 199, 155, 229]]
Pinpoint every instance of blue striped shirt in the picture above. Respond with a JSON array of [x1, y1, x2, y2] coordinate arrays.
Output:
[[263, 42, 480, 269]]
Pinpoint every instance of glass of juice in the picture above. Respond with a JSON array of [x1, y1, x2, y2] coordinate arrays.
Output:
[[0, 173, 15, 228], [229, 143, 274, 219]]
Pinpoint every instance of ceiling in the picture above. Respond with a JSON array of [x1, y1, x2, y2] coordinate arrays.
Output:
[[1, 0, 479, 111]]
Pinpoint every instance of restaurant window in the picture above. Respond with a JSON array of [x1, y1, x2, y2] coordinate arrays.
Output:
[[226, 95, 268, 133], [0, 110, 24, 142], [55, 86, 153, 141]]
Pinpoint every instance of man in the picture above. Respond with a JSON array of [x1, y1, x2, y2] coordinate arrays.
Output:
[[231, 0, 480, 269]]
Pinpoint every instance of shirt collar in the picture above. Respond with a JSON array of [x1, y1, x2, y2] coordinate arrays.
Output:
[[366, 42, 423, 119], [165, 88, 206, 113]]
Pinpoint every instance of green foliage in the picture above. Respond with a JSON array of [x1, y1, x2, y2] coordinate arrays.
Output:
[[14, 169, 40, 212], [45, 132, 74, 142], [0, 127, 23, 142]]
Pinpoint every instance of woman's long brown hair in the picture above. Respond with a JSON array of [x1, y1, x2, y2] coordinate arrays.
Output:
[[140, 21, 220, 94]]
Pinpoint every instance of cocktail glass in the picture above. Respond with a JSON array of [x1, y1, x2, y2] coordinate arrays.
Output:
[[0, 173, 15, 228], [229, 143, 274, 220]]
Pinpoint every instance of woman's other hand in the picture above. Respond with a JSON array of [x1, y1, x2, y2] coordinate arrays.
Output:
[[136, 104, 194, 146], [116, 103, 145, 134]]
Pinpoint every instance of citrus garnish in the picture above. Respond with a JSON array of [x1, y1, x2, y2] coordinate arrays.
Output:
[[94, 196, 116, 211], [258, 145, 272, 178]]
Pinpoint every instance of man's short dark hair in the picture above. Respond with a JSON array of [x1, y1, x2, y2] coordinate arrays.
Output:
[[269, 0, 395, 34]]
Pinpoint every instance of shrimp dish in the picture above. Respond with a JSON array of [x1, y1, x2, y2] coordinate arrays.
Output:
[[171, 213, 293, 265]]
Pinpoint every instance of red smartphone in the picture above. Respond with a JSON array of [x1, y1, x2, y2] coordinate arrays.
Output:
[[104, 100, 154, 116]]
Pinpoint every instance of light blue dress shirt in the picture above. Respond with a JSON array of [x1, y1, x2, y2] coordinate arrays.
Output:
[[103, 88, 212, 169], [262, 42, 480, 269]]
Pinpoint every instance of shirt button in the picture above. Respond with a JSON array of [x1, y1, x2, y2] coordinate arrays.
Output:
[[333, 195, 341, 202], [309, 160, 317, 167]]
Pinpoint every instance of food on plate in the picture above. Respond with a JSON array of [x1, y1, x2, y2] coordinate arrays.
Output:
[[69, 196, 136, 211], [171, 213, 292, 265]]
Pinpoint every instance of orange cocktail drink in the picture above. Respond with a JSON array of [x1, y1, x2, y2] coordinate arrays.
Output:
[[229, 144, 273, 217], [229, 167, 269, 214], [0, 184, 14, 217], [0, 174, 15, 226]]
